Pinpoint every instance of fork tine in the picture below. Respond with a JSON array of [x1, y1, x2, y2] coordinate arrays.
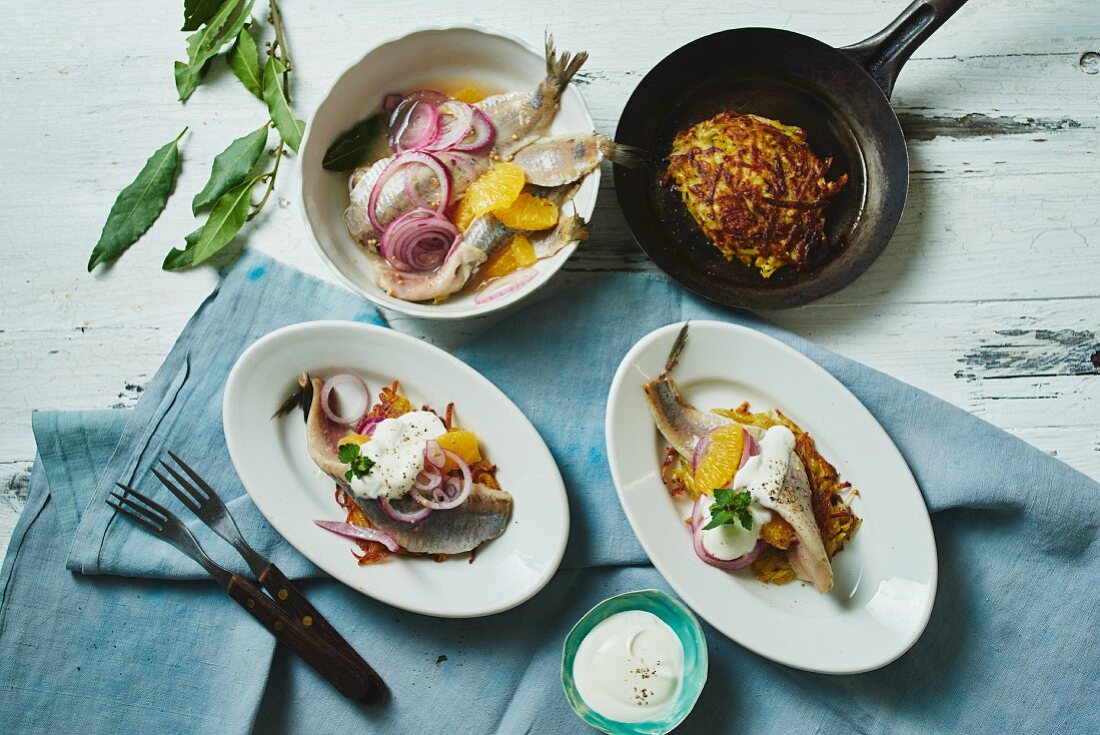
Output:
[[165, 451, 216, 501], [113, 483, 174, 521], [109, 490, 167, 529], [152, 467, 202, 513], [106, 496, 163, 535]]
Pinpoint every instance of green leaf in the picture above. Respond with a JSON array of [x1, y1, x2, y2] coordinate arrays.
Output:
[[188, 179, 255, 266], [192, 124, 268, 213], [88, 129, 186, 271], [322, 112, 390, 171], [162, 227, 203, 271], [713, 488, 733, 506], [175, 0, 253, 101], [229, 25, 263, 99], [738, 510, 753, 531], [182, 0, 222, 30], [263, 56, 305, 152], [338, 443, 360, 464]]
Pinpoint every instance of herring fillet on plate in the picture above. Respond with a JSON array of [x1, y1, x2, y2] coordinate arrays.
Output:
[[281, 372, 514, 558], [643, 324, 861, 593], [341, 34, 639, 304]]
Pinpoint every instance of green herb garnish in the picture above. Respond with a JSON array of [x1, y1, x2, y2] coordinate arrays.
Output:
[[703, 489, 753, 531], [339, 442, 375, 482]]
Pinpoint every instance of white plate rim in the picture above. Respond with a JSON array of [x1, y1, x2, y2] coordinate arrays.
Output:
[[605, 320, 939, 673], [296, 24, 600, 321], [223, 319, 570, 617]]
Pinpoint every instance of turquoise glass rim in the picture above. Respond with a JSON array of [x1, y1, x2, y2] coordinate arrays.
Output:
[[561, 589, 709, 734]]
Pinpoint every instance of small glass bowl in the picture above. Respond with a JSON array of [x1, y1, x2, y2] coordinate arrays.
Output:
[[561, 589, 709, 734]]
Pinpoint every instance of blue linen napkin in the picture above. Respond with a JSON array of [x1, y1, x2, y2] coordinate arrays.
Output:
[[1, 251, 1097, 734]]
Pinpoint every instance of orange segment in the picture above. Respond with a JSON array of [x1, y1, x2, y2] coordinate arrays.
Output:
[[338, 433, 371, 447], [693, 425, 745, 496], [481, 234, 537, 281], [493, 192, 560, 231], [436, 429, 482, 470], [453, 162, 526, 231]]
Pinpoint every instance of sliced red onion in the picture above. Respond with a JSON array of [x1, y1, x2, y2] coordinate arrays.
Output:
[[320, 373, 370, 425], [426, 101, 474, 152], [410, 449, 471, 510], [382, 92, 404, 111], [424, 439, 446, 470], [690, 497, 762, 570], [366, 151, 452, 231], [453, 107, 495, 153], [445, 151, 481, 183], [474, 268, 539, 305], [356, 415, 383, 435], [378, 496, 432, 523], [413, 464, 442, 493], [314, 520, 399, 552], [379, 208, 461, 272], [388, 99, 440, 152]]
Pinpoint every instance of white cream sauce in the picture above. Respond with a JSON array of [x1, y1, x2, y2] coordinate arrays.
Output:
[[573, 610, 684, 723], [348, 411, 445, 500], [697, 425, 796, 559]]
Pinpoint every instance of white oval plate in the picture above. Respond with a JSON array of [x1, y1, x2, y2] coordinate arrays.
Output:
[[224, 321, 569, 618], [605, 321, 937, 673], [298, 26, 600, 320]]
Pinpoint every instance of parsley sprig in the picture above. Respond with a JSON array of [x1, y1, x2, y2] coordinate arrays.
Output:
[[338, 442, 375, 483], [703, 489, 753, 531]]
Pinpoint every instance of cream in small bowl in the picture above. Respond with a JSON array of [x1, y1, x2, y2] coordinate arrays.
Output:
[[562, 589, 708, 734], [297, 26, 600, 320]]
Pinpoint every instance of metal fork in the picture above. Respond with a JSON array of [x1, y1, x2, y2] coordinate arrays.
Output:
[[152, 451, 383, 700], [107, 484, 382, 702]]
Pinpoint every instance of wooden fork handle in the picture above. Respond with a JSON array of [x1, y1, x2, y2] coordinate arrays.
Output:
[[226, 575, 385, 702], [256, 564, 384, 696]]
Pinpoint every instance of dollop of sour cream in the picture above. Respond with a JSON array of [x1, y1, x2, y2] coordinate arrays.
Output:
[[348, 411, 445, 500], [697, 425, 796, 559], [573, 610, 684, 723]]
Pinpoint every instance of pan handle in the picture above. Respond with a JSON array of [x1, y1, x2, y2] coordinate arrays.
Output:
[[841, 0, 968, 98]]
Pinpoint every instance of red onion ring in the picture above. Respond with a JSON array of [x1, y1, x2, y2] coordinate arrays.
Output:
[[378, 496, 432, 523], [474, 268, 539, 305], [445, 151, 481, 184], [426, 101, 474, 152], [382, 92, 404, 111], [690, 497, 763, 570], [356, 415, 383, 435], [453, 106, 495, 153], [424, 440, 446, 470], [413, 465, 442, 493], [410, 449, 471, 510], [366, 151, 452, 231], [379, 208, 461, 272], [320, 373, 370, 425], [389, 99, 440, 152], [314, 520, 399, 552]]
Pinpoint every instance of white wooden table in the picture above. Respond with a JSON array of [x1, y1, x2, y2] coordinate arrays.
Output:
[[1, 0, 1098, 562]]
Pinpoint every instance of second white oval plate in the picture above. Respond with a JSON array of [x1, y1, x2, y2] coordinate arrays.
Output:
[[224, 321, 569, 618], [606, 321, 937, 673]]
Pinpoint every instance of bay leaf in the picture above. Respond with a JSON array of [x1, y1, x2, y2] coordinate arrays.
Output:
[[263, 56, 305, 152], [192, 124, 268, 213], [162, 227, 203, 271], [322, 112, 390, 171], [188, 179, 256, 266], [87, 129, 186, 272], [182, 0, 222, 31], [176, 0, 253, 101], [229, 25, 263, 99]]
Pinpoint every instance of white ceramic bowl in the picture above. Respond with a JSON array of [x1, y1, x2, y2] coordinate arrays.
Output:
[[298, 26, 600, 319]]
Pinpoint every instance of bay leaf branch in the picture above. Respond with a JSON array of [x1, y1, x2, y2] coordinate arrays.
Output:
[[262, 56, 305, 152], [229, 24, 263, 99]]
